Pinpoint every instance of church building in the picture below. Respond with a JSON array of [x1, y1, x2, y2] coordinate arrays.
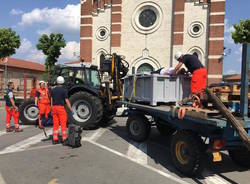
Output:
[[80, 0, 225, 84]]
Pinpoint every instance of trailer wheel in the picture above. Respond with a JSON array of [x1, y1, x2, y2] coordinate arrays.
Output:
[[126, 114, 150, 142], [156, 122, 176, 136], [170, 131, 203, 176], [229, 147, 250, 167]]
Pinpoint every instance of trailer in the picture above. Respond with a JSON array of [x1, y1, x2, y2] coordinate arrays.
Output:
[[118, 98, 250, 176]]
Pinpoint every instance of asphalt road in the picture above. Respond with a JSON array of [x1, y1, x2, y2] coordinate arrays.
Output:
[[0, 108, 249, 184]]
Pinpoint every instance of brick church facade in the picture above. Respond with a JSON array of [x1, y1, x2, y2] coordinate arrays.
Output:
[[80, 0, 225, 84]]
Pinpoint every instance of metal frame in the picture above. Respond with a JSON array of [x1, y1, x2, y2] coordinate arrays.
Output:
[[120, 101, 250, 151], [240, 43, 250, 119]]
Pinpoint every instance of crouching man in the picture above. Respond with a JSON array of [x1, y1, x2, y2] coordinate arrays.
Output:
[[50, 76, 72, 145]]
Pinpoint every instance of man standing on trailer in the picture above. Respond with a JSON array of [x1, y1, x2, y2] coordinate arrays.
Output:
[[35, 81, 51, 129], [4, 81, 23, 132], [50, 76, 72, 145], [173, 51, 207, 95]]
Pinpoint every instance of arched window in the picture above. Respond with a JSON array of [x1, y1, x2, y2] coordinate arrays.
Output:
[[137, 63, 154, 74], [99, 53, 105, 67]]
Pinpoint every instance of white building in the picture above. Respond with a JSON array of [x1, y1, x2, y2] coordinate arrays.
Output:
[[80, 0, 225, 84]]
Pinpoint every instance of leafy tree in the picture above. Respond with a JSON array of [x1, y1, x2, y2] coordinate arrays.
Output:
[[0, 28, 21, 59], [232, 19, 250, 44], [36, 33, 66, 74]]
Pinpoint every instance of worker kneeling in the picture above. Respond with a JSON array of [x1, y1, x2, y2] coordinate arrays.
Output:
[[51, 76, 72, 145], [35, 81, 51, 129]]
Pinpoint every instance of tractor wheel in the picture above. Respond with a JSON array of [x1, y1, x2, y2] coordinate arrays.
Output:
[[126, 114, 151, 142], [19, 99, 39, 125], [100, 108, 117, 126], [229, 147, 250, 167], [68, 92, 103, 129], [156, 121, 176, 136], [170, 131, 203, 176]]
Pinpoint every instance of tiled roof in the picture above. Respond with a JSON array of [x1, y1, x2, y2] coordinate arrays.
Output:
[[64, 60, 81, 65], [0, 58, 45, 72], [224, 74, 241, 81]]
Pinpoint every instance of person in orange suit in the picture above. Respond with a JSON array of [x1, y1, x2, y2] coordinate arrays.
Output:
[[35, 81, 51, 129], [50, 76, 72, 145], [173, 51, 207, 95], [4, 81, 23, 132]]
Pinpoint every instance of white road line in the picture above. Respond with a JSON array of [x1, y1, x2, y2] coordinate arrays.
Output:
[[86, 128, 106, 142], [127, 141, 148, 165], [202, 169, 230, 184], [0, 125, 30, 137], [83, 138, 190, 184], [0, 172, 7, 184], [0, 129, 52, 155], [26, 144, 58, 152]]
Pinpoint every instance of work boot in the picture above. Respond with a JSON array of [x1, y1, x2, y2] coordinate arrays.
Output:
[[39, 124, 44, 129], [6, 127, 13, 133], [14, 127, 23, 132], [62, 139, 69, 146], [52, 140, 60, 145]]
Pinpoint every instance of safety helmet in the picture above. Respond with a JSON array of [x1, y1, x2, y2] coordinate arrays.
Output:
[[39, 81, 45, 85], [56, 76, 65, 84], [175, 51, 183, 61]]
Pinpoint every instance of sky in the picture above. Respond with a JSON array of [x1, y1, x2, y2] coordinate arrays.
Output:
[[0, 0, 249, 74]]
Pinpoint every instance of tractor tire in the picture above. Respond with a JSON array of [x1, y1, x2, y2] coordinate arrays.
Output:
[[126, 114, 151, 142], [170, 131, 203, 176], [19, 99, 39, 125], [68, 92, 103, 129], [229, 147, 250, 167], [100, 108, 117, 126], [156, 121, 176, 136]]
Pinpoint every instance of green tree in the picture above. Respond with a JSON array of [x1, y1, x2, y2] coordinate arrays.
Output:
[[0, 28, 21, 59], [36, 33, 66, 74], [232, 19, 250, 44]]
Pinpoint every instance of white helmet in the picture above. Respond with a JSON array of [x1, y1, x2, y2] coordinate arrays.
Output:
[[56, 76, 65, 84], [39, 81, 45, 85], [175, 51, 183, 61]]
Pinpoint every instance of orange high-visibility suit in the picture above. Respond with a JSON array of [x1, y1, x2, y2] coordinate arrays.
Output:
[[36, 88, 51, 127], [191, 68, 207, 94], [50, 86, 68, 142], [4, 88, 20, 131]]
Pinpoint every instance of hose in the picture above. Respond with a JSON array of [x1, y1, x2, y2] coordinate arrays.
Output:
[[178, 107, 186, 120]]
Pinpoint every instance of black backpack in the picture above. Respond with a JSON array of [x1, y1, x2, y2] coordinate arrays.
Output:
[[67, 124, 82, 148]]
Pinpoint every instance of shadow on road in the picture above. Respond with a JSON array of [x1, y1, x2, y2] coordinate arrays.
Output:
[[107, 119, 249, 183]]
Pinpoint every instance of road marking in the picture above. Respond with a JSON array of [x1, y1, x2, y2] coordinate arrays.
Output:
[[202, 169, 230, 184], [127, 141, 148, 165], [48, 178, 58, 184], [0, 125, 30, 137], [86, 128, 106, 142], [0, 129, 52, 155], [0, 172, 7, 184], [26, 144, 58, 152], [83, 138, 190, 184]]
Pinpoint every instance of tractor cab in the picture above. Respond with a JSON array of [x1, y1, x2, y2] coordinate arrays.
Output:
[[49, 64, 101, 91]]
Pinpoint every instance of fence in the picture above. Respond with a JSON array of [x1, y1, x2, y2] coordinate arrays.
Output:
[[0, 76, 38, 100]]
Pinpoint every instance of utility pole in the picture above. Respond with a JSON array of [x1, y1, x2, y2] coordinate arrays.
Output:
[[4, 57, 8, 90]]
